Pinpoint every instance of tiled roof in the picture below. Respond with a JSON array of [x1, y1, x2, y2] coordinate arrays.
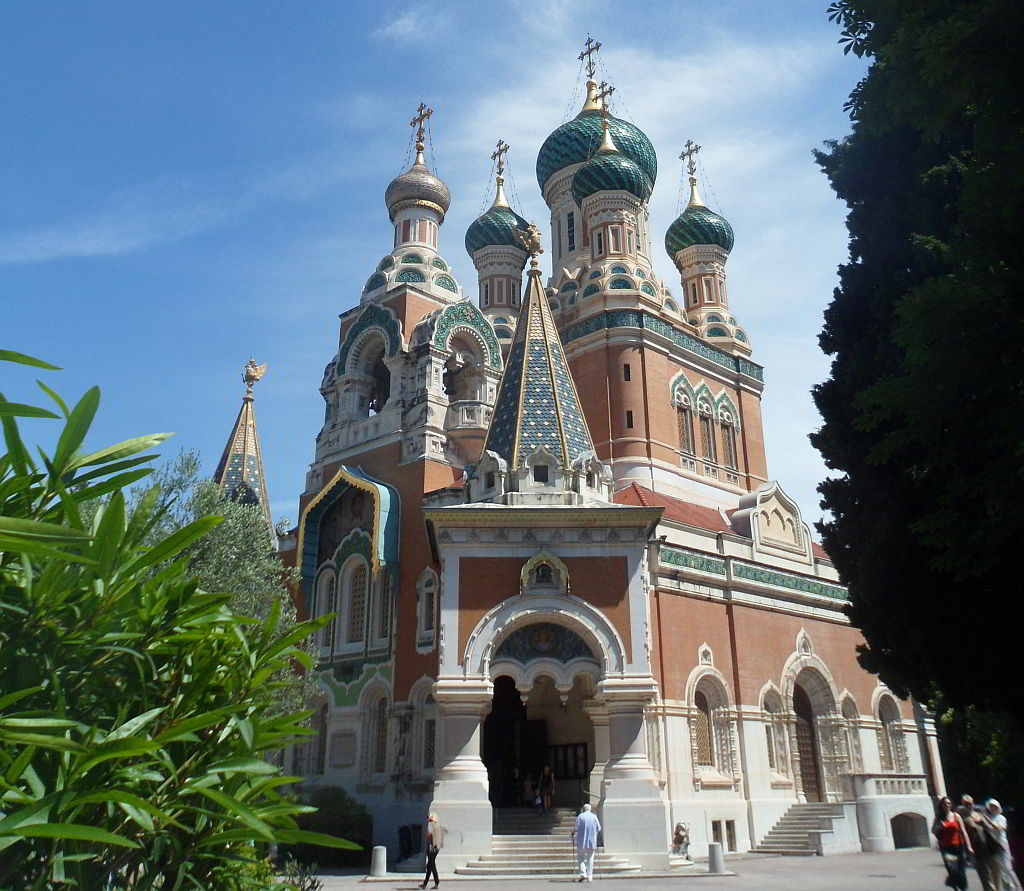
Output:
[[213, 388, 271, 527], [613, 483, 731, 533]]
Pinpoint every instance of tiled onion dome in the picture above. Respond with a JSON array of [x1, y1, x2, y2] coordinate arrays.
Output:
[[385, 148, 451, 222], [571, 132, 653, 206], [536, 83, 657, 192], [665, 179, 735, 257], [465, 203, 529, 256]]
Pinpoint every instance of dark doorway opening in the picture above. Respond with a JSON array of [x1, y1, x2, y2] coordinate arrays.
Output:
[[794, 683, 824, 802], [482, 676, 547, 807]]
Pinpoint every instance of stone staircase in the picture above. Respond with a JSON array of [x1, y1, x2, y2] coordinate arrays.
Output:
[[751, 802, 848, 855], [454, 807, 641, 877]]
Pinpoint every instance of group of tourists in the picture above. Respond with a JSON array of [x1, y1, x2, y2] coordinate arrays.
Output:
[[934, 795, 1021, 890]]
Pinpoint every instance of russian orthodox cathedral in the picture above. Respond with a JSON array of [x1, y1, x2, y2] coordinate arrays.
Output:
[[229, 41, 947, 873]]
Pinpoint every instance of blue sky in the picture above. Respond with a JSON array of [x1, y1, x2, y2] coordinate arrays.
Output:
[[1, 1, 867, 528]]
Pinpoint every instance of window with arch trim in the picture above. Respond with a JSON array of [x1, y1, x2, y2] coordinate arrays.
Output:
[[721, 415, 738, 470], [346, 561, 368, 644], [691, 676, 734, 775], [877, 696, 908, 773], [317, 571, 337, 650], [416, 569, 438, 648], [762, 690, 788, 775], [693, 691, 714, 766], [677, 400, 695, 456], [698, 402, 717, 463]]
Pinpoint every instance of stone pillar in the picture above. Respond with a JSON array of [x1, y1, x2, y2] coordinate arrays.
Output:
[[597, 678, 670, 870], [583, 699, 610, 817], [428, 680, 493, 874]]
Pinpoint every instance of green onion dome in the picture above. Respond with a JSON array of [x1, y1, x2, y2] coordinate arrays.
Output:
[[536, 82, 657, 192], [572, 135, 653, 207], [665, 180, 734, 257], [465, 178, 529, 259]]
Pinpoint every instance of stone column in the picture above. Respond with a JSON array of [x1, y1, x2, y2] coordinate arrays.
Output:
[[597, 678, 670, 870], [583, 699, 609, 817], [428, 680, 493, 874]]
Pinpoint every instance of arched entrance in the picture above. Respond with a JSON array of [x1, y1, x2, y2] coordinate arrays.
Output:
[[794, 683, 824, 802]]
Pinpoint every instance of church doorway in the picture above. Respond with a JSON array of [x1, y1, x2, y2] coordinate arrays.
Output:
[[794, 683, 824, 802], [482, 674, 594, 810]]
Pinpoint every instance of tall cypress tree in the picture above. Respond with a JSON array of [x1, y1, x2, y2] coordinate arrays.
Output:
[[813, 0, 1024, 727]]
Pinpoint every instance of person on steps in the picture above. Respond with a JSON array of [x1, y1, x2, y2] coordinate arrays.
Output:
[[573, 803, 601, 883], [420, 812, 444, 889], [539, 765, 554, 815]]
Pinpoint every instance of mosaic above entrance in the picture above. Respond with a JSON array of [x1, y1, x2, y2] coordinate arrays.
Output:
[[494, 622, 597, 664]]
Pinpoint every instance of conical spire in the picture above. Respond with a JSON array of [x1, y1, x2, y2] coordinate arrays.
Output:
[[213, 359, 272, 528], [482, 227, 596, 468]]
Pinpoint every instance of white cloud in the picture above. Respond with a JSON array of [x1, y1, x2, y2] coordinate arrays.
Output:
[[372, 5, 450, 42]]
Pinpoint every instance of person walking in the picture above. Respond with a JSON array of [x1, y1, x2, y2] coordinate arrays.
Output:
[[539, 765, 555, 815], [420, 812, 444, 889], [934, 795, 973, 890], [573, 802, 601, 883], [983, 800, 1023, 891], [959, 795, 997, 891]]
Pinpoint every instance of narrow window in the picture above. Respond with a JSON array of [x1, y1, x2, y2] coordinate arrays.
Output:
[[726, 821, 736, 853], [321, 575, 337, 649], [690, 283, 698, 305], [678, 407, 694, 455], [765, 722, 777, 770], [377, 574, 390, 639], [703, 278, 713, 303], [625, 410, 634, 429], [483, 282, 489, 306], [423, 718, 436, 769], [402, 219, 411, 243], [373, 699, 388, 773], [700, 413, 716, 462], [623, 363, 631, 381], [694, 691, 714, 766], [567, 211, 576, 251], [586, 471, 595, 488], [497, 279, 505, 304], [347, 563, 367, 643], [595, 231, 604, 256], [627, 229, 634, 254], [485, 471, 496, 489], [533, 464, 549, 483], [556, 221, 562, 258], [722, 422, 738, 470], [610, 227, 621, 253]]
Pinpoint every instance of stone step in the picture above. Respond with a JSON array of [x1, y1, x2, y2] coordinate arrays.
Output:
[[455, 864, 641, 876]]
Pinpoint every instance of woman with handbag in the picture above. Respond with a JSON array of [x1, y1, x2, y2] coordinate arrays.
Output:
[[934, 796, 973, 890], [421, 813, 444, 889]]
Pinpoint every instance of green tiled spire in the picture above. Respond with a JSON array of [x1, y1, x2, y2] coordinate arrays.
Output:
[[483, 249, 595, 468], [213, 360, 272, 528]]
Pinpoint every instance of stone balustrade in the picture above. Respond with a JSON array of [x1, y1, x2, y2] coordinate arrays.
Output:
[[850, 773, 928, 798]]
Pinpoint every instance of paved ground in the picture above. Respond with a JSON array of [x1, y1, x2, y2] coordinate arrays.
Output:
[[312, 848, 962, 890]]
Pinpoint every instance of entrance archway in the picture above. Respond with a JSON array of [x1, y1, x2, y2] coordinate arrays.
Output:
[[483, 673, 595, 810], [794, 683, 824, 802]]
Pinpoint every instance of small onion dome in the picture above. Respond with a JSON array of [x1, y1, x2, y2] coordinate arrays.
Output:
[[465, 177, 529, 258], [665, 178, 734, 257], [385, 143, 451, 222], [571, 127, 653, 207], [536, 80, 657, 192]]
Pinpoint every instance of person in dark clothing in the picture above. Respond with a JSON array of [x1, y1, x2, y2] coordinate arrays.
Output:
[[420, 812, 444, 889], [539, 765, 555, 815]]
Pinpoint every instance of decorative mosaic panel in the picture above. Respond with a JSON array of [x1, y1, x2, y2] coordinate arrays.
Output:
[[610, 266, 628, 274], [484, 338, 524, 461], [494, 622, 597, 664], [733, 562, 847, 601], [609, 278, 631, 290], [396, 268, 426, 283], [377, 256, 395, 271], [401, 253, 424, 264], [363, 272, 386, 292], [561, 311, 765, 382], [434, 273, 458, 293], [708, 326, 728, 337], [589, 270, 602, 280], [337, 304, 402, 373], [736, 330, 748, 342], [431, 301, 502, 369], [661, 546, 727, 576], [333, 528, 372, 568], [635, 269, 646, 279], [560, 281, 578, 293], [431, 257, 448, 270], [640, 282, 656, 296], [583, 283, 600, 297]]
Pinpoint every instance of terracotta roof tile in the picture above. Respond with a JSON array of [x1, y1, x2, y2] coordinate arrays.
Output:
[[613, 484, 732, 533]]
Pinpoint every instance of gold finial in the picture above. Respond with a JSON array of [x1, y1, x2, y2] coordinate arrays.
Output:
[[517, 222, 544, 266], [578, 35, 601, 79], [242, 359, 267, 398], [410, 102, 434, 162], [491, 139, 511, 208], [680, 139, 704, 207]]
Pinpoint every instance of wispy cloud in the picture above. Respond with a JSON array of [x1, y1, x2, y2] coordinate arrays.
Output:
[[371, 5, 449, 42]]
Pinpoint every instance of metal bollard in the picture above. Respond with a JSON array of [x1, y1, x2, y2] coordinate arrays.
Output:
[[370, 845, 387, 877], [707, 841, 726, 874]]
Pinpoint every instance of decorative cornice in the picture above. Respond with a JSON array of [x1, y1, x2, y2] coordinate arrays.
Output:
[[732, 561, 847, 601], [661, 546, 727, 576]]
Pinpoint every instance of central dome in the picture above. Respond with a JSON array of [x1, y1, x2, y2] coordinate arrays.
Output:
[[572, 130, 653, 207], [536, 88, 657, 193], [385, 149, 451, 222]]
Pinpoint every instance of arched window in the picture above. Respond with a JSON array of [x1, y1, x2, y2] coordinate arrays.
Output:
[[692, 677, 734, 775], [346, 561, 368, 644], [698, 402, 717, 463], [763, 690, 788, 775], [721, 416, 738, 470], [417, 569, 438, 648], [318, 572, 337, 650], [693, 691, 714, 766], [877, 696, 907, 773], [373, 698, 388, 774], [842, 697, 863, 772], [677, 399, 695, 456], [535, 563, 553, 585]]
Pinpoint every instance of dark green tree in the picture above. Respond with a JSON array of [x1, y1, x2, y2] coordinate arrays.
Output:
[[813, 0, 1024, 763]]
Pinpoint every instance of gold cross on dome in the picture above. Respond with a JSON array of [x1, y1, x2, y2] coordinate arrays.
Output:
[[410, 102, 433, 145], [491, 139, 510, 177], [680, 139, 701, 177], [578, 35, 601, 79], [597, 81, 615, 121]]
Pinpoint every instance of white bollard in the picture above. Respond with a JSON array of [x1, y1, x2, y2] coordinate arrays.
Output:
[[370, 845, 387, 877], [707, 841, 726, 874]]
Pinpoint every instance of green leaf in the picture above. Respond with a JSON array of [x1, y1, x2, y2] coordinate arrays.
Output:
[[104, 706, 165, 742], [52, 385, 100, 474], [204, 757, 278, 777], [0, 350, 60, 370], [0, 733, 87, 754], [36, 379, 70, 418], [11, 822, 141, 848], [0, 402, 59, 419], [73, 432, 173, 470], [274, 829, 362, 850], [121, 515, 222, 575], [0, 516, 91, 541], [0, 686, 43, 711], [185, 785, 275, 840], [0, 718, 78, 731]]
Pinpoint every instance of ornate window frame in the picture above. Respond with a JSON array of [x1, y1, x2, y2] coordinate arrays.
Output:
[[416, 568, 439, 651]]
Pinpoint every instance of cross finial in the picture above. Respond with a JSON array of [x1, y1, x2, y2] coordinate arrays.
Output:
[[410, 102, 433, 150], [578, 35, 602, 79], [491, 139, 510, 177], [597, 81, 615, 110], [680, 139, 701, 179]]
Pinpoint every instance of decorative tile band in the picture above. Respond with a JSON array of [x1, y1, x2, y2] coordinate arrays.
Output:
[[733, 561, 847, 601], [661, 546, 727, 576], [561, 310, 764, 382]]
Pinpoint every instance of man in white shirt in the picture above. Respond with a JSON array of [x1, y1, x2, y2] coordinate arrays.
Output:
[[573, 803, 601, 883], [985, 800, 1023, 891]]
